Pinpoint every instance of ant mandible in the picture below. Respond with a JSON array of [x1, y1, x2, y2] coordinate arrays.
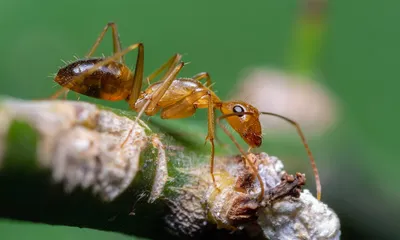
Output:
[[51, 22, 321, 201]]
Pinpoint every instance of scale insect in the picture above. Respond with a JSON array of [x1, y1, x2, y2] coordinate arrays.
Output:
[[51, 22, 321, 201]]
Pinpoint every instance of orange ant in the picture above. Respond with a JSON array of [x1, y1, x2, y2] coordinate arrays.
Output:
[[51, 22, 321, 201]]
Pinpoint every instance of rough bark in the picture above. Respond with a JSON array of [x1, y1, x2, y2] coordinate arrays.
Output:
[[0, 97, 340, 239]]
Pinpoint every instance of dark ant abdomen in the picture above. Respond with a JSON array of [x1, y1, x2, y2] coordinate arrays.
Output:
[[54, 58, 134, 101]]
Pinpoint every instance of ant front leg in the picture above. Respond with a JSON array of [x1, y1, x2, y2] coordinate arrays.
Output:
[[192, 72, 228, 151], [193, 75, 219, 189], [216, 112, 265, 202], [204, 92, 219, 189]]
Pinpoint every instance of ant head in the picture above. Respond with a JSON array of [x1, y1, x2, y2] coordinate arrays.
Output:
[[220, 101, 262, 148]]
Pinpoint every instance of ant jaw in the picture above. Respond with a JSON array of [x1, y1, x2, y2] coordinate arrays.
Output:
[[253, 137, 262, 148], [243, 132, 262, 148]]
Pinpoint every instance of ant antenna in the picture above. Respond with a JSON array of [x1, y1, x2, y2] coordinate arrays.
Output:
[[260, 111, 321, 200]]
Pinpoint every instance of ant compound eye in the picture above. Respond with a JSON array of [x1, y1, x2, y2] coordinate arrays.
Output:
[[233, 105, 245, 117]]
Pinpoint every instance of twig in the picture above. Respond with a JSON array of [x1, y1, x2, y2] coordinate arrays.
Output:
[[0, 97, 340, 239]]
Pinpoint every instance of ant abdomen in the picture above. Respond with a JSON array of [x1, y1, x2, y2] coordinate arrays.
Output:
[[55, 58, 134, 101]]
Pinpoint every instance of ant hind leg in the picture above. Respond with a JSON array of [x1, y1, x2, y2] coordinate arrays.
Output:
[[50, 22, 126, 100], [50, 43, 143, 100], [86, 22, 123, 62]]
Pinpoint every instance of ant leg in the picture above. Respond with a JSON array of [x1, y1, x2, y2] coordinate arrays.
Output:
[[260, 111, 321, 201], [86, 22, 123, 62], [120, 62, 185, 148], [191, 72, 228, 150], [204, 92, 218, 189], [145, 62, 186, 114], [50, 43, 144, 100], [126, 53, 182, 111], [217, 112, 265, 202], [145, 54, 182, 85], [75, 92, 81, 101], [161, 84, 220, 190], [160, 90, 209, 119], [126, 42, 145, 106], [50, 23, 127, 100], [156, 88, 219, 190], [192, 72, 212, 90], [63, 89, 70, 100], [121, 54, 184, 147], [243, 147, 255, 166]]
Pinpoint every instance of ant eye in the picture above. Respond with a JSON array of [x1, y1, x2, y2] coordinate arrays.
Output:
[[233, 105, 245, 117]]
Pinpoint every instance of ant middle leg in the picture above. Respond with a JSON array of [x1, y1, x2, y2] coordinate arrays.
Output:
[[152, 88, 219, 188], [120, 53, 184, 148], [192, 72, 212, 90], [161, 84, 219, 190], [127, 53, 182, 107], [121, 61, 186, 147], [145, 54, 182, 85]]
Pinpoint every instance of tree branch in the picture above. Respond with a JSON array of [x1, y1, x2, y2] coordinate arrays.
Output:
[[0, 97, 340, 239]]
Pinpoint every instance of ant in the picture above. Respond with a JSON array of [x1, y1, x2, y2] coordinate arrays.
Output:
[[51, 22, 321, 201]]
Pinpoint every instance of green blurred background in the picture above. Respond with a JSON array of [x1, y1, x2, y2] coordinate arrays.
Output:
[[0, 0, 398, 239]]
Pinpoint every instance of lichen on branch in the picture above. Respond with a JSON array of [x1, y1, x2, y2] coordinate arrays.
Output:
[[0, 97, 340, 239]]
